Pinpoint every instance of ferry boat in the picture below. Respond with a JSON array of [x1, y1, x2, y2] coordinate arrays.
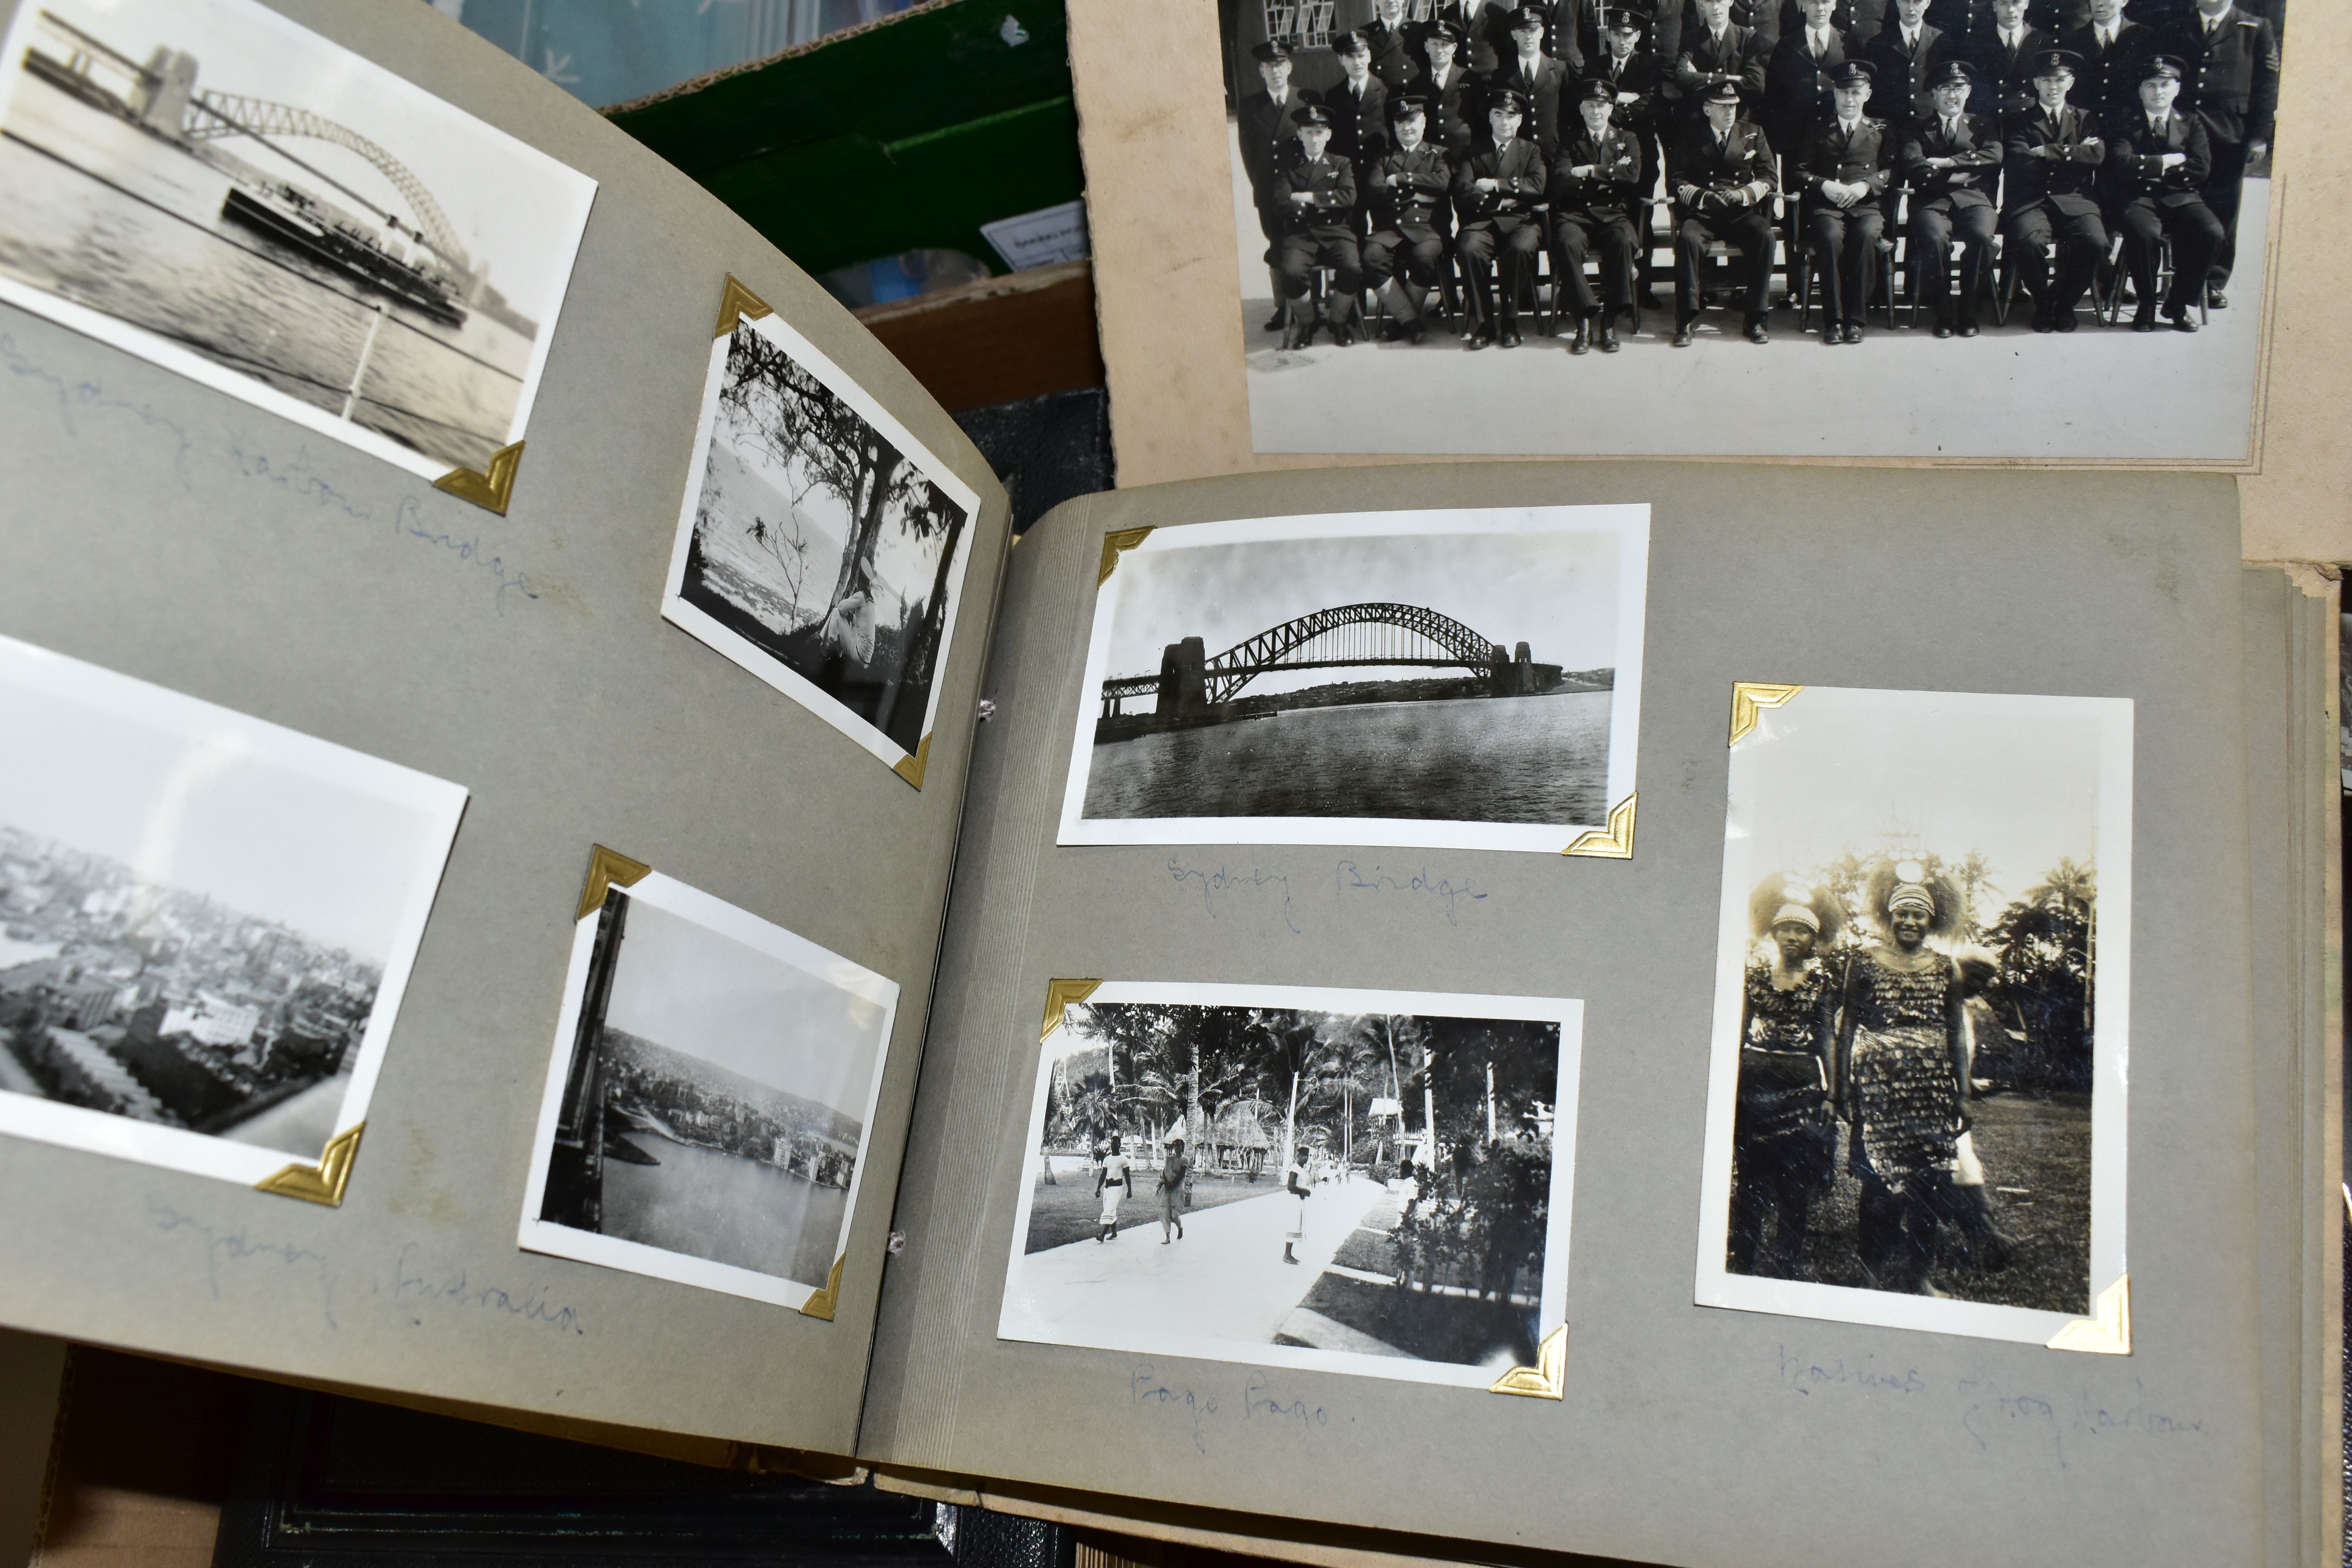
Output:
[[220, 183, 467, 328]]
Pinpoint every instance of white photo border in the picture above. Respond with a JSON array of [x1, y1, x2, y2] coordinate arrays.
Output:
[[1691, 684, 2134, 1344], [1054, 505, 1650, 853], [996, 978, 1584, 1388], [515, 868, 902, 1310], [0, 0, 597, 487], [0, 634, 468, 1186], [661, 309, 984, 776]]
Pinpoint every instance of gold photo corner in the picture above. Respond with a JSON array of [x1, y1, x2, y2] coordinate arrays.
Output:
[[432, 441, 524, 515], [2046, 1273, 2131, 1354], [799, 1252, 848, 1320], [713, 274, 775, 339], [1041, 978, 1102, 1040], [1489, 1323, 1569, 1398], [577, 843, 654, 920], [1097, 527, 1153, 587], [256, 1123, 364, 1206], [892, 733, 934, 789], [1730, 682, 1806, 746], [1563, 793, 1636, 858]]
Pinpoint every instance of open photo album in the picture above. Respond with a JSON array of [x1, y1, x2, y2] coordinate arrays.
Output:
[[0, 5, 2336, 1568]]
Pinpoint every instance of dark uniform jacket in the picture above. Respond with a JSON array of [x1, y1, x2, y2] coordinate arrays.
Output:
[[1964, 20, 2050, 117], [1674, 24, 1771, 113], [1548, 123, 1648, 216], [2026, 0, 2091, 30], [1321, 74, 1391, 171], [1764, 25, 1857, 152], [1274, 151, 1361, 233], [1419, 62, 1483, 151], [2001, 99, 2106, 217], [1903, 109, 2004, 205], [1860, 20, 1953, 123], [1367, 144, 1456, 233], [2056, 18, 2156, 117], [1237, 87, 1310, 208], [1452, 135, 1549, 224], [2159, 5, 2279, 147], [1774, 0, 1890, 40], [1793, 113, 1895, 213], [1486, 53, 1571, 158], [1415, 0, 1510, 72], [1592, 45, 1666, 136], [1361, 19, 1420, 91], [2098, 107, 2212, 207], [1545, 0, 1599, 71], [1668, 114, 1780, 211], [1926, 0, 1992, 35]]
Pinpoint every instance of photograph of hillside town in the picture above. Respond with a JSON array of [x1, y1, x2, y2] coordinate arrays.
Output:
[[0, 824, 379, 1154], [529, 881, 893, 1298], [1001, 989, 1575, 1385]]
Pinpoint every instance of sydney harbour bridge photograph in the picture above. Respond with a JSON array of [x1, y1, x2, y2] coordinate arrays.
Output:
[[1060, 507, 1649, 852], [0, 0, 594, 475]]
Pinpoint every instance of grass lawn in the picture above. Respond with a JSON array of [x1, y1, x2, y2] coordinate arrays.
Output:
[[1022, 1169, 1279, 1253], [1774, 1089, 2092, 1313]]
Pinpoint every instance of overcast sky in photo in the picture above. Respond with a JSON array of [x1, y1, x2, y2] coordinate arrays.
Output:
[[604, 897, 886, 1123], [0, 676, 438, 965], [11, 0, 592, 315], [1733, 688, 2110, 912], [1102, 527, 1622, 698]]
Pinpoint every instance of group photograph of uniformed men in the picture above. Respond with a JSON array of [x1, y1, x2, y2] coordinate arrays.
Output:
[[1223, 0, 2285, 459]]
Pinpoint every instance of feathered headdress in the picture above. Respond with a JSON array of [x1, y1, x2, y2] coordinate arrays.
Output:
[[1747, 872, 1846, 944], [1864, 858, 1965, 940]]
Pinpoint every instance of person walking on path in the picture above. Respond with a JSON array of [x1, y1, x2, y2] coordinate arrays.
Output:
[[1282, 1143, 1312, 1264], [1095, 1134, 1132, 1242], [1158, 1135, 1191, 1243]]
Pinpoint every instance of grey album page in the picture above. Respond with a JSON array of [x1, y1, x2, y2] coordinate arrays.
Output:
[[2241, 568, 2345, 1568], [0, 0, 1009, 1457], [863, 464, 2271, 1568]]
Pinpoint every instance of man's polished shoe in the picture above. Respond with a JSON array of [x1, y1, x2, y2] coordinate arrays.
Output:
[[1840, 321, 1864, 345], [1671, 319, 1695, 347], [1569, 319, 1591, 355], [1933, 322, 1954, 339], [1596, 322, 1620, 352], [1744, 319, 1769, 344], [2131, 307, 2157, 332], [2032, 310, 2056, 333], [1263, 310, 1286, 332], [1499, 324, 1523, 348], [2165, 303, 2198, 332], [2053, 310, 2078, 332], [1957, 321, 1978, 338], [1823, 325, 1841, 346], [2207, 288, 2229, 309]]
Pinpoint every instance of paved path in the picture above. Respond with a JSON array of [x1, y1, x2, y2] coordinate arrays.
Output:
[[1010, 1175, 1388, 1346]]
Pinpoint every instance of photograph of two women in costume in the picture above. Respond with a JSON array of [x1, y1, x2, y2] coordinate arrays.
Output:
[[1697, 684, 2129, 1339]]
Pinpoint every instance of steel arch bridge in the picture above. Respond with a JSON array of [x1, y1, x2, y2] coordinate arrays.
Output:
[[1101, 601, 1502, 708], [183, 91, 470, 270]]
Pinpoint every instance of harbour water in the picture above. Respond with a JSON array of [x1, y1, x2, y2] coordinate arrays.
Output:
[[601, 1129, 849, 1288], [1082, 689, 1611, 824], [0, 70, 531, 471]]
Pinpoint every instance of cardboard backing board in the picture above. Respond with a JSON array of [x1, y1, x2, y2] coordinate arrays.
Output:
[[860, 463, 2290, 1568], [0, 0, 1010, 1460], [1065, 0, 2352, 564]]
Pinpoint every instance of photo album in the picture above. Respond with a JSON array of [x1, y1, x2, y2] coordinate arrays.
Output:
[[0, 4, 2335, 1568]]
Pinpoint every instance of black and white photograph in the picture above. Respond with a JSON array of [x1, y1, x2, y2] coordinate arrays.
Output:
[[663, 308, 982, 777], [0, 0, 596, 483], [518, 865, 898, 1309], [0, 634, 466, 1186], [1222, 0, 2281, 459], [1695, 683, 2131, 1343], [1057, 505, 1647, 853], [998, 982, 1581, 1387]]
